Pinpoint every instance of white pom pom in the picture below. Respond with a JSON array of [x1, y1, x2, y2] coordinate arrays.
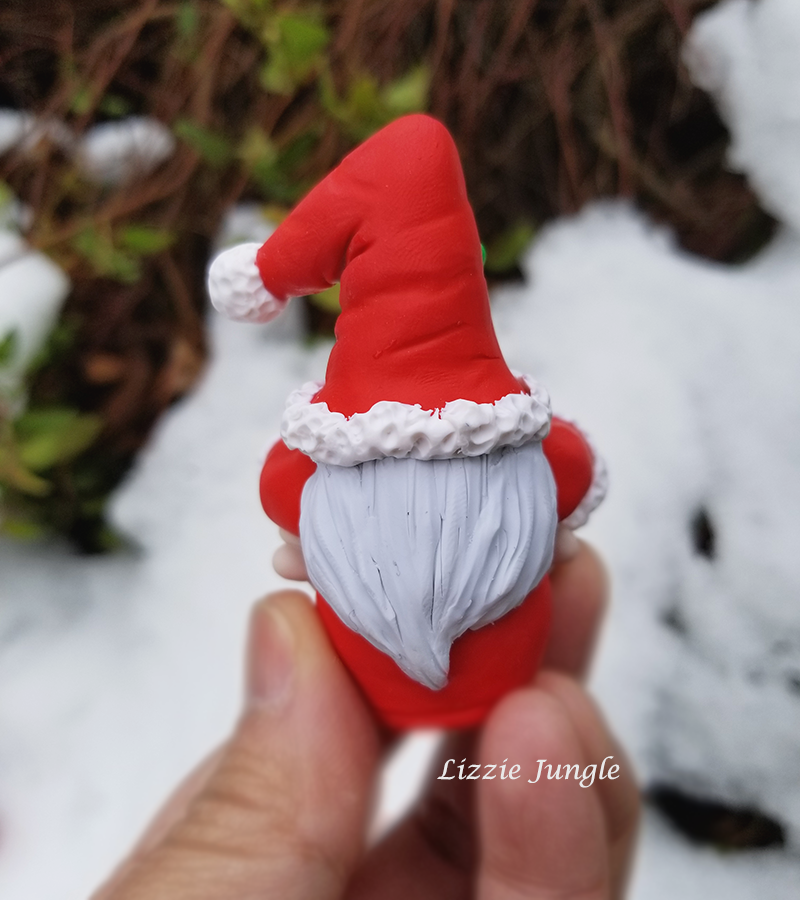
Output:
[[207, 242, 286, 323]]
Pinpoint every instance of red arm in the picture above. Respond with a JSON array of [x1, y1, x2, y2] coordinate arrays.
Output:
[[259, 440, 317, 536], [542, 417, 595, 522]]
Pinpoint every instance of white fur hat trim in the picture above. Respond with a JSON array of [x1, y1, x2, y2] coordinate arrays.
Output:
[[281, 373, 552, 467]]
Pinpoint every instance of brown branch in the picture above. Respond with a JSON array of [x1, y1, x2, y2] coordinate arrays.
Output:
[[582, 0, 636, 196]]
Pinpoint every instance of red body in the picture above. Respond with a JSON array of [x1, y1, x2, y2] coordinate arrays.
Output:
[[261, 418, 594, 730]]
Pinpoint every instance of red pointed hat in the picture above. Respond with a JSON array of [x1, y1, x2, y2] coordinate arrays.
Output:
[[214, 114, 551, 466]]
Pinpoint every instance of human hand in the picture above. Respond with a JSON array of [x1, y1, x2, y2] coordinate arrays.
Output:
[[93, 541, 639, 900]]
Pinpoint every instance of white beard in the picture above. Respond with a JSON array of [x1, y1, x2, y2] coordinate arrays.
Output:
[[299, 441, 557, 690]]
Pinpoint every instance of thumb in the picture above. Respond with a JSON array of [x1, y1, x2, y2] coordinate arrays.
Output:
[[98, 590, 380, 900]]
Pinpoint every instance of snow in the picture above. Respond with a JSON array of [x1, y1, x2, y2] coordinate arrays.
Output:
[[76, 117, 175, 185], [0, 230, 71, 397], [0, 111, 175, 185], [631, 808, 800, 900], [493, 203, 800, 855], [0, 229, 26, 266], [2, 0, 800, 896], [684, 0, 800, 235], [0, 110, 73, 157], [0, 110, 31, 154], [0, 190, 32, 234], [0, 315, 316, 897], [214, 202, 278, 250]]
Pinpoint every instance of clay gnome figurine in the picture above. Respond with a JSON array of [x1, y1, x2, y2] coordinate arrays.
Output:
[[208, 115, 606, 729]]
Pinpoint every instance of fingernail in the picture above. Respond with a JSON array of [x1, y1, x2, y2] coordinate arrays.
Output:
[[247, 602, 295, 710], [554, 527, 580, 564]]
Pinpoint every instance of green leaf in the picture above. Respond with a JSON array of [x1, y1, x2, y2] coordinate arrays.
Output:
[[98, 94, 132, 118], [483, 221, 537, 273], [0, 445, 51, 496], [320, 71, 383, 140], [238, 127, 279, 170], [222, 0, 273, 32], [24, 320, 77, 376], [70, 84, 93, 116], [250, 159, 306, 202], [0, 180, 14, 208], [174, 119, 234, 168], [348, 76, 384, 124], [278, 12, 329, 62], [15, 408, 83, 440], [118, 225, 175, 255], [0, 518, 47, 540], [0, 330, 18, 367], [320, 65, 429, 141], [247, 129, 319, 202], [176, 1, 200, 39], [260, 11, 329, 94], [383, 65, 430, 116], [277, 129, 319, 169], [309, 283, 340, 314], [71, 226, 141, 283], [16, 408, 103, 471]]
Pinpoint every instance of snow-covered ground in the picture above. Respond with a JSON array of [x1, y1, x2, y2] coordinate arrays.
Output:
[[2, 0, 800, 896], [496, 204, 800, 898]]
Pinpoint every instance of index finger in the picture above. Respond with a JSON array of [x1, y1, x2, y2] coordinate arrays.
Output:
[[543, 540, 609, 679]]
